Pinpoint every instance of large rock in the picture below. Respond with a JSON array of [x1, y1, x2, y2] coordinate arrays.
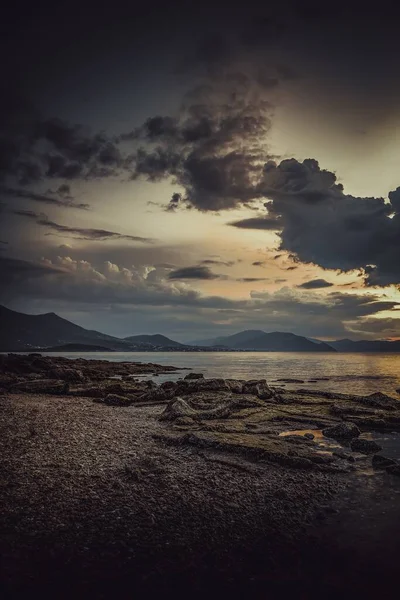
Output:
[[350, 438, 382, 454], [322, 422, 361, 439], [10, 379, 69, 395], [184, 372, 204, 380], [184, 378, 229, 393], [103, 393, 133, 406], [357, 392, 399, 411], [159, 397, 197, 421], [48, 367, 85, 382]]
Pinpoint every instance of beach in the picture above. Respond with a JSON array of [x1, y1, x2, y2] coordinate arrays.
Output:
[[1, 354, 400, 598]]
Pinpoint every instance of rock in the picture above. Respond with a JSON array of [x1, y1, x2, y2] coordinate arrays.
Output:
[[175, 416, 196, 426], [304, 433, 315, 440], [242, 379, 267, 394], [159, 397, 197, 421], [357, 392, 399, 411], [184, 372, 204, 380], [225, 379, 244, 394], [333, 450, 355, 462], [276, 378, 305, 384], [10, 379, 69, 395], [103, 393, 133, 406], [161, 381, 177, 390], [372, 454, 397, 469], [322, 422, 361, 439], [255, 382, 274, 400], [186, 378, 229, 393], [350, 438, 382, 454], [139, 388, 169, 403], [48, 367, 85, 382]]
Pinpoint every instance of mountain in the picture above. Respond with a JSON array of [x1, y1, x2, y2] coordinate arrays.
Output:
[[124, 334, 185, 348], [328, 338, 400, 352], [191, 330, 336, 352], [0, 305, 142, 351]]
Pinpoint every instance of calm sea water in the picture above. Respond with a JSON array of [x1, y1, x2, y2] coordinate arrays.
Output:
[[40, 351, 400, 397]]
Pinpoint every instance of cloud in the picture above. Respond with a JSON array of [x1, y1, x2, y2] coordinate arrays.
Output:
[[298, 278, 334, 289], [12, 210, 154, 243], [229, 216, 282, 230], [3, 253, 399, 340], [236, 277, 269, 282], [168, 265, 222, 280], [0, 185, 89, 209], [257, 158, 400, 286], [201, 259, 235, 267]]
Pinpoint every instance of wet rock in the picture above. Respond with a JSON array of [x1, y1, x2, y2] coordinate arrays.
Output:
[[103, 394, 133, 406], [10, 379, 69, 395], [372, 454, 397, 469], [276, 378, 305, 384], [304, 433, 315, 440], [333, 450, 355, 462], [322, 422, 360, 440], [184, 372, 204, 380], [139, 388, 169, 403], [350, 438, 382, 454]]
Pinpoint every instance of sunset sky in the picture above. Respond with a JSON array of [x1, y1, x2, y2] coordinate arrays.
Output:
[[1, 0, 400, 341]]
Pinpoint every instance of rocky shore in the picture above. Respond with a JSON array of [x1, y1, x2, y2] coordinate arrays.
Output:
[[1, 354, 400, 598]]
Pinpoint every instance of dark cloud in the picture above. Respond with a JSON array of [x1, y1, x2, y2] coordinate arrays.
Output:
[[0, 185, 89, 209], [237, 277, 269, 282], [257, 159, 400, 286], [229, 216, 282, 230], [0, 255, 64, 286], [125, 72, 274, 211], [298, 278, 334, 289], [12, 210, 154, 243], [201, 259, 235, 267], [168, 265, 222, 280]]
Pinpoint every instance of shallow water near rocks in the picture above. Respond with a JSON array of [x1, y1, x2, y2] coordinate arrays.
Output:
[[279, 428, 400, 471]]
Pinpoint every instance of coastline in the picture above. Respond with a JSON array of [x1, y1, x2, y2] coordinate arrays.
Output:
[[1, 354, 400, 598]]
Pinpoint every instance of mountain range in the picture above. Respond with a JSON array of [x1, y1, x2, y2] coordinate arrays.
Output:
[[1, 305, 399, 352]]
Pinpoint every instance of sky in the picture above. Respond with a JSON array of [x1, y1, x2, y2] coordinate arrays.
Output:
[[1, 0, 400, 342]]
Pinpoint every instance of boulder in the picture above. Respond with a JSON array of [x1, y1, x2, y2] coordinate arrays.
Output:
[[255, 382, 274, 400], [322, 422, 361, 439], [184, 372, 204, 380], [103, 393, 133, 406], [225, 379, 244, 394], [159, 397, 197, 421], [186, 378, 229, 393], [357, 392, 399, 411], [10, 379, 69, 395], [242, 379, 267, 394], [48, 367, 85, 382], [350, 438, 382, 454]]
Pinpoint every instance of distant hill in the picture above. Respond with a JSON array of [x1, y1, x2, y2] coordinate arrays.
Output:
[[42, 343, 115, 352], [191, 330, 336, 352], [124, 334, 185, 348], [328, 338, 400, 352], [0, 305, 144, 352]]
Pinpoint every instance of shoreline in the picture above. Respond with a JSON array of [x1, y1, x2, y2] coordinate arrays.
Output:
[[1, 354, 400, 597]]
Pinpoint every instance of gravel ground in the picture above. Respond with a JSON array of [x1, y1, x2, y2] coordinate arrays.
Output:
[[1, 392, 400, 599]]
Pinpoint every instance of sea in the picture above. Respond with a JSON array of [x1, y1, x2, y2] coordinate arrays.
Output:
[[39, 351, 400, 397]]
